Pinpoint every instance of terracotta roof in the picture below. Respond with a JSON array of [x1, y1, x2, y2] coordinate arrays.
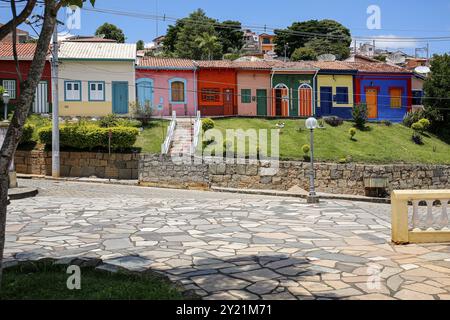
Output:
[[232, 60, 274, 70], [194, 60, 235, 68], [311, 61, 356, 71], [137, 57, 196, 69], [271, 60, 318, 71], [347, 62, 412, 73], [0, 43, 46, 60], [58, 42, 136, 60]]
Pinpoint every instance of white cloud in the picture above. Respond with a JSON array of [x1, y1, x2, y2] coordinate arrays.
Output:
[[145, 42, 155, 49]]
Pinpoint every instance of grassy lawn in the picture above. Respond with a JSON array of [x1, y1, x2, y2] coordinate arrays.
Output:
[[0, 261, 185, 300], [210, 118, 450, 164], [134, 119, 168, 153]]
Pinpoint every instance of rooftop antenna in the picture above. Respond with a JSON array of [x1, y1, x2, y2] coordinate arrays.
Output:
[[415, 66, 431, 74]]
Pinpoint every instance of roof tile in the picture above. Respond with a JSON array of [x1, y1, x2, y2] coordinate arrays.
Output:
[[58, 42, 136, 60]]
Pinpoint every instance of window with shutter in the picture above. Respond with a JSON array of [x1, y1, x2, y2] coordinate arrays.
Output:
[[171, 81, 185, 103], [65, 81, 81, 101], [89, 81, 105, 101], [390, 88, 402, 108], [335, 87, 349, 104], [241, 89, 252, 104], [2, 80, 16, 99]]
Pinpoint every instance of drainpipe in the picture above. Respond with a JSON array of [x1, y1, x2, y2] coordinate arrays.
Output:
[[270, 70, 275, 116], [312, 69, 319, 116], [194, 67, 198, 115]]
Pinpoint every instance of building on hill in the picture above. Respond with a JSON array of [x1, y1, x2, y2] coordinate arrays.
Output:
[[135, 57, 197, 116], [57, 42, 136, 117], [0, 23, 33, 44], [0, 43, 51, 114]]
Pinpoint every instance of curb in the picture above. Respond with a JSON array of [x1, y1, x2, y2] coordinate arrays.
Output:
[[8, 187, 39, 200], [211, 186, 391, 204]]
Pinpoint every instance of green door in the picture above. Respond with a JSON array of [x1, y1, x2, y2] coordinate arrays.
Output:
[[112, 81, 129, 114], [256, 89, 267, 116]]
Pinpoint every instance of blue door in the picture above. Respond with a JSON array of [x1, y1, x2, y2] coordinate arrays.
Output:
[[320, 87, 333, 116], [136, 78, 153, 110], [112, 81, 129, 114]]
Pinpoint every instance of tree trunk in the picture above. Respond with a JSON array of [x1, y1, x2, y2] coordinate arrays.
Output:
[[0, 0, 37, 42], [0, 0, 58, 289]]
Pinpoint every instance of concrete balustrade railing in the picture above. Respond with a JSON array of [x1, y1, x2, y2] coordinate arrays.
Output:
[[392, 190, 450, 244], [161, 111, 177, 155]]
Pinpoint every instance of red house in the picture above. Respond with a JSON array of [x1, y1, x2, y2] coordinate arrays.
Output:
[[196, 60, 237, 116], [0, 43, 51, 114]]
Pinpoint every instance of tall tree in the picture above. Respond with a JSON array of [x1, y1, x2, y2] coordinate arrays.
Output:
[[95, 22, 125, 43], [136, 40, 145, 50], [423, 54, 450, 136], [195, 32, 222, 60], [0, 0, 96, 289], [274, 19, 352, 60], [216, 20, 244, 54], [174, 9, 221, 60]]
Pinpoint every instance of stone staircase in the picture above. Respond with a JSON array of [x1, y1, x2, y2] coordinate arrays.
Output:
[[170, 118, 194, 156]]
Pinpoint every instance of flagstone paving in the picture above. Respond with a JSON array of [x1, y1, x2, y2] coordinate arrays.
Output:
[[5, 179, 450, 300]]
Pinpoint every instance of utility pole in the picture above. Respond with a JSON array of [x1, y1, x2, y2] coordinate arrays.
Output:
[[426, 43, 430, 65], [51, 24, 60, 178], [284, 43, 289, 62]]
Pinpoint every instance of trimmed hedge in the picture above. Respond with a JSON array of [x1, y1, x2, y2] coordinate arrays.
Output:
[[38, 125, 139, 151], [20, 124, 35, 144]]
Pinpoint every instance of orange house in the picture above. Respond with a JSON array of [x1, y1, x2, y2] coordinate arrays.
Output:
[[196, 61, 238, 116]]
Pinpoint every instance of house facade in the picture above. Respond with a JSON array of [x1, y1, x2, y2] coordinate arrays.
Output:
[[353, 62, 412, 121], [235, 61, 272, 116], [313, 61, 357, 119], [136, 57, 197, 116], [0, 43, 51, 114], [412, 73, 425, 112], [196, 61, 237, 117], [271, 62, 318, 117], [58, 42, 136, 117]]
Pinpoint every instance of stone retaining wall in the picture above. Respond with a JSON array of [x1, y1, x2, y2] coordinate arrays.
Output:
[[15, 150, 139, 179], [139, 154, 450, 196]]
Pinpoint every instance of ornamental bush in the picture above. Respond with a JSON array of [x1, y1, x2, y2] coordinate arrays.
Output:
[[418, 118, 430, 131], [38, 125, 139, 151], [323, 116, 343, 127], [20, 124, 35, 144], [349, 127, 357, 140], [202, 118, 215, 132], [352, 103, 368, 129]]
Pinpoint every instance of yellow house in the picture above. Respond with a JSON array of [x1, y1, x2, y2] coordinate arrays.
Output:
[[58, 42, 136, 117], [313, 62, 357, 118]]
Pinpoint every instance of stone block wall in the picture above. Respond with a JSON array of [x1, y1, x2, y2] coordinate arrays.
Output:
[[15, 150, 139, 179], [139, 154, 450, 196]]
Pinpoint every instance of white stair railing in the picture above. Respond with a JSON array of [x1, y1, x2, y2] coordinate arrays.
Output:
[[191, 111, 202, 155], [161, 111, 177, 155]]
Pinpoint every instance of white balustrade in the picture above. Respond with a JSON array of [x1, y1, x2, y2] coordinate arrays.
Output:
[[161, 111, 177, 155]]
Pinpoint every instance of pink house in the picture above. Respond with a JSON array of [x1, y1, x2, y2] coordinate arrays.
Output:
[[235, 61, 273, 116], [135, 57, 197, 116]]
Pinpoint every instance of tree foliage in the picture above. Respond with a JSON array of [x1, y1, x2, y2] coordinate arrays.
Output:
[[423, 54, 450, 138], [274, 19, 352, 60], [95, 22, 125, 43], [291, 47, 317, 61], [136, 40, 145, 51], [163, 9, 244, 59]]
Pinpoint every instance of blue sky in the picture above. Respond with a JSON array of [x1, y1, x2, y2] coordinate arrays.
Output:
[[2, 0, 450, 55]]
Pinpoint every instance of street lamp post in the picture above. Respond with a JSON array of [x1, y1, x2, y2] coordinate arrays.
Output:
[[2, 91, 10, 121], [305, 117, 319, 204]]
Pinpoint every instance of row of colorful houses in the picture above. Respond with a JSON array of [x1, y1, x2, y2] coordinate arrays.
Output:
[[0, 42, 425, 122]]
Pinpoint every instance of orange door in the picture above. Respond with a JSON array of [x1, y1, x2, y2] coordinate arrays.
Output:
[[281, 88, 289, 117], [223, 89, 234, 115], [271, 89, 276, 116], [366, 88, 378, 119], [299, 87, 312, 117]]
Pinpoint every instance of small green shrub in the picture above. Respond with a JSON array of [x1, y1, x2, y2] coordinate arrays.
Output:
[[381, 120, 392, 127], [302, 144, 310, 154], [411, 122, 424, 133], [352, 103, 368, 129], [38, 125, 139, 151], [20, 124, 35, 144], [202, 118, 215, 132], [418, 118, 430, 131], [99, 114, 120, 128], [349, 128, 357, 140]]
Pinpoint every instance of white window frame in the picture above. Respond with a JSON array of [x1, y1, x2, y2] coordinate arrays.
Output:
[[89, 81, 105, 101], [65, 81, 81, 101], [2, 80, 16, 99]]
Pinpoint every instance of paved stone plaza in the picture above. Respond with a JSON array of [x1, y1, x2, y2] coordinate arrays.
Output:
[[5, 179, 450, 300]]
